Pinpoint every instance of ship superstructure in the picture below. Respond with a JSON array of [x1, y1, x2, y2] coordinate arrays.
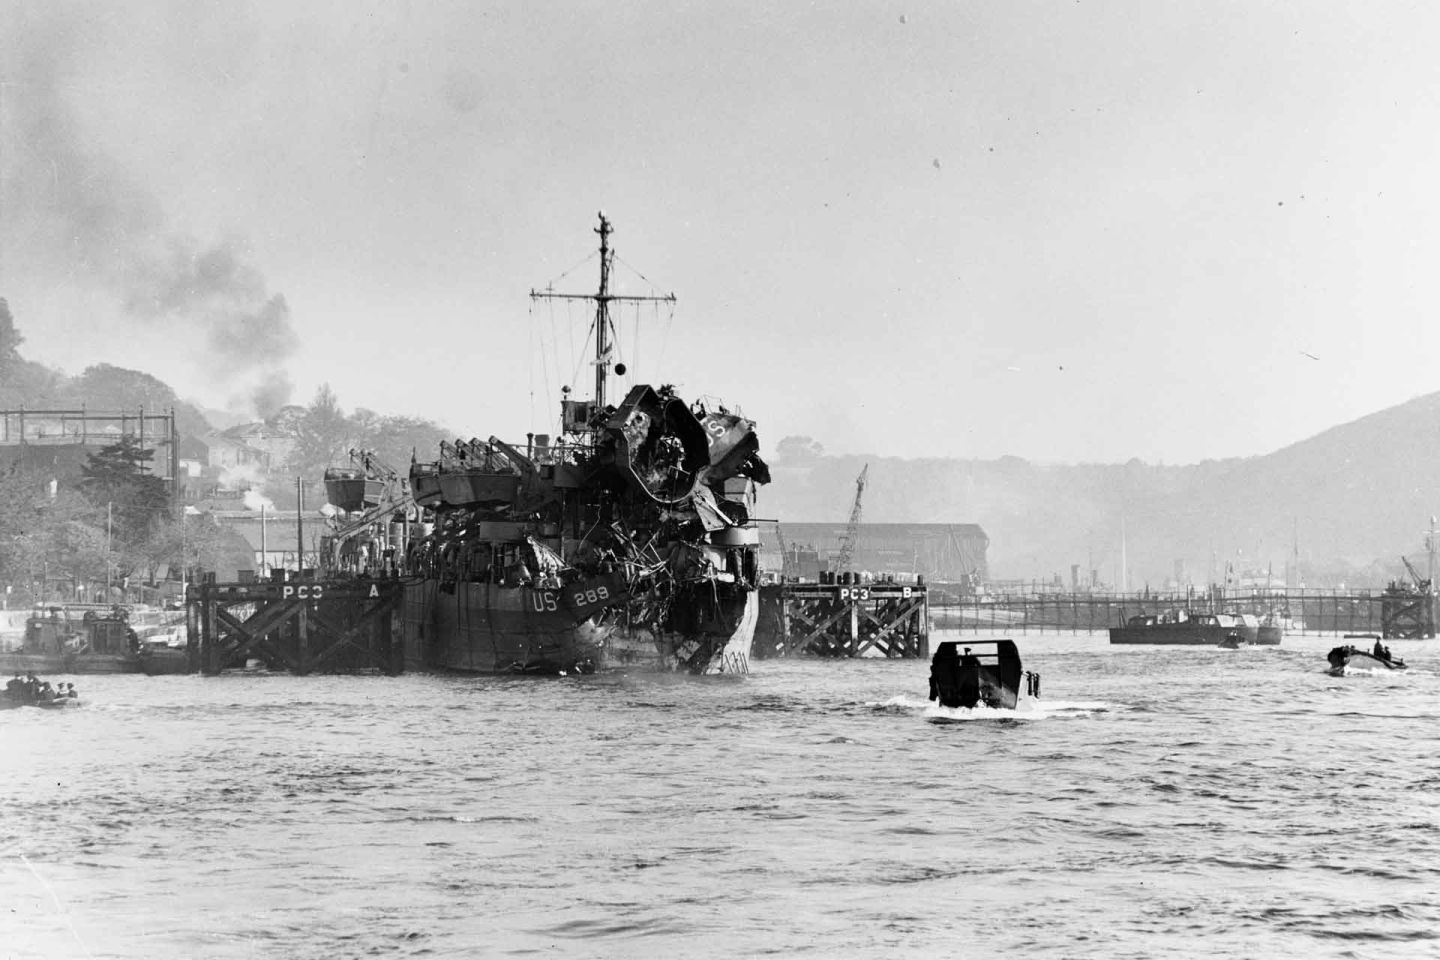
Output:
[[324, 214, 768, 674]]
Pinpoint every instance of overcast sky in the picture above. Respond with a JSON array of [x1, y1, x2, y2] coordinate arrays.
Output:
[[3, 1, 1438, 464]]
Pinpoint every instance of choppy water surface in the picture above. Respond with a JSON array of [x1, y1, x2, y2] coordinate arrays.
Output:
[[3, 632, 1438, 959]]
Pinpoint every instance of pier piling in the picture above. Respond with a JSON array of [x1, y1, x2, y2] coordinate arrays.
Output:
[[192, 575, 404, 675], [756, 580, 929, 659]]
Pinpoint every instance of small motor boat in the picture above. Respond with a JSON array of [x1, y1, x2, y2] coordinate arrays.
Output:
[[928, 639, 1040, 710], [31, 696, 81, 709], [1327, 637, 1406, 676]]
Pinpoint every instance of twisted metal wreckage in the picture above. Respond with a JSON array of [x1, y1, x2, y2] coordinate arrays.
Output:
[[322, 383, 769, 675]]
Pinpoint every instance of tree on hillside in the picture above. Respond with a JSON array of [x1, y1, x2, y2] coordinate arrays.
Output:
[[774, 435, 826, 464], [352, 409, 451, 474], [0, 468, 109, 603], [0, 300, 67, 408], [286, 384, 357, 478], [0, 298, 21, 370], [78, 435, 171, 548], [60, 364, 214, 440]]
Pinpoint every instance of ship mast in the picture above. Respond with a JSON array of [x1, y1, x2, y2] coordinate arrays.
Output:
[[531, 212, 676, 411], [594, 214, 613, 408]]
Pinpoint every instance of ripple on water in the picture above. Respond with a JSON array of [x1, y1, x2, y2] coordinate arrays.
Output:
[[5, 650, 1440, 958]]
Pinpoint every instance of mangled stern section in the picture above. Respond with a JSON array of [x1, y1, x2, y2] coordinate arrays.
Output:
[[594, 385, 770, 673]]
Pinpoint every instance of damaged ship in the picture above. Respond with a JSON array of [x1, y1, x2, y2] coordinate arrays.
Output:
[[323, 214, 769, 675]]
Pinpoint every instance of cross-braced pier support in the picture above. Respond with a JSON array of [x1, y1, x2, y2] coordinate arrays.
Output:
[[1381, 589, 1436, 639], [192, 575, 405, 675], [756, 580, 929, 659]]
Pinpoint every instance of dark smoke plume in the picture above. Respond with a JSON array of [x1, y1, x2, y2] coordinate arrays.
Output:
[[251, 370, 295, 421], [1, 7, 298, 416]]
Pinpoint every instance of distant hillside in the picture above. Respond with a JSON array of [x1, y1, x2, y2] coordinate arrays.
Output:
[[0, 302, 450, 491], [763, 393, 1440, 590], [10, 297, 1436, 588]]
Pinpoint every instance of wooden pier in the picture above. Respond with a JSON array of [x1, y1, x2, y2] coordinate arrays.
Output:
[[928, 588, 1437, 639], [1380, 587, 1436, 639], [756, 579, 929, 659], [191, 575, 405, 675]]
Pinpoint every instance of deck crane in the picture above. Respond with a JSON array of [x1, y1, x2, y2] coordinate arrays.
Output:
[[835, 464, 868, 574], [319, 449, 414, 578]]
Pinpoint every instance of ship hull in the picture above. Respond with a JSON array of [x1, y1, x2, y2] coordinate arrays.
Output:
[[1109, 625, 1284, 645], [402, 577, 758, 675], [0, 652, 141, 674], [139, 648, 194, 675], [402, 577, 620, 674], [606, 586, 757, 674], [1109, 625, 1234, 645]]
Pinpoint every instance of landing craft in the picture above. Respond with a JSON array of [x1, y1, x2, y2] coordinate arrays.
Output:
[[928, 639, 1041, 711]]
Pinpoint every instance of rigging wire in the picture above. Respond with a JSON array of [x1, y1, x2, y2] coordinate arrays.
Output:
[[538, 297, 556, 431], [568, 305, 596, 397], [608, 253, 676, 388], [528, 298, 537, 427], [550, 296, 565, 409], [654, 298, 676, 371], [631, 304, 640, 382], [535, 250, 599, 292], [612, 253, 669, 294]]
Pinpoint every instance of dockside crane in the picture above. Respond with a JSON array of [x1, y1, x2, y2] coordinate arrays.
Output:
[[1401, 555, 1433, 593], [835, 464, 868, 573]]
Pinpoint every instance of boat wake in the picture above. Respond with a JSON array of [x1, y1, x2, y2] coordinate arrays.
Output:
[[865, 695, 1112, 721], [1329, 665, 1432, 678]]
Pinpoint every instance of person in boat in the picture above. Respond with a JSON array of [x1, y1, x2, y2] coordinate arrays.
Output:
[[5, 674, 22, 700], [957, 647, 982, 706], [1373, 639, 1390, 661]]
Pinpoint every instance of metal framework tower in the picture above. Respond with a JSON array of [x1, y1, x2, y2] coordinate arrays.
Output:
[[835, 463, 868, 572]]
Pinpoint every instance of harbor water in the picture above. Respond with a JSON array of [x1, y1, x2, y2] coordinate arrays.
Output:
[[3, 632, 1438, 959]]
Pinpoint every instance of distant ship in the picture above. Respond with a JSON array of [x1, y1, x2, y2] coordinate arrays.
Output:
[[322, 214, 769, 675], [1108, 609, 1282, 645]]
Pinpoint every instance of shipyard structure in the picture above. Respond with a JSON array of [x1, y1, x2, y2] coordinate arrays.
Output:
[[756, 521, 988, 586]]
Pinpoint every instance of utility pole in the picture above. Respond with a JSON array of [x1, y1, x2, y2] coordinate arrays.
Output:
[[295, 476, 304, 574], [106, 501, 113, 598], [179, 510, 187, 603]]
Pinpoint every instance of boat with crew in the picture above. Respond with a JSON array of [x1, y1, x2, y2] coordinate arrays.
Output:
[[1109, 608, 1282, 646], [2, 674, 82, 709], [927, 639, 1041, 710], [1326, 635, 1407, 676], [319, 214, 769, 675]]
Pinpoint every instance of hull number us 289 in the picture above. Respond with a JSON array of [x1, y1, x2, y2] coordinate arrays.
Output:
[[529, 585, 611, 613]]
